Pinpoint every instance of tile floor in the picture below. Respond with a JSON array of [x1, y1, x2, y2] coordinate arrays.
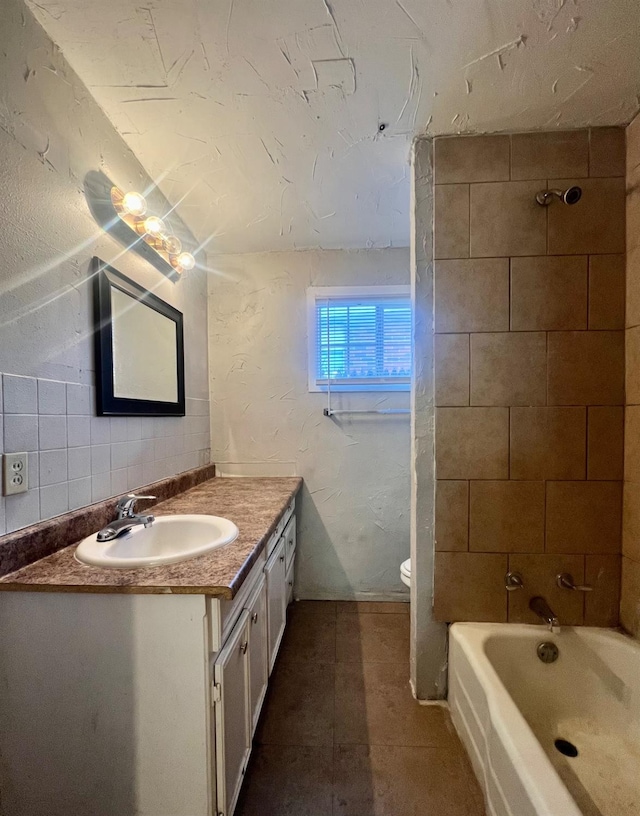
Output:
[[235, 600, 486, 816]]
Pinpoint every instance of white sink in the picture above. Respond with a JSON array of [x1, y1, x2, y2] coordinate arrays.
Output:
[[75, 515, 239, 569]]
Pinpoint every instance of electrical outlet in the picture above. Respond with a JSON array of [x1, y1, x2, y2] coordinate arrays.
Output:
[[3, 453, 28, 496]]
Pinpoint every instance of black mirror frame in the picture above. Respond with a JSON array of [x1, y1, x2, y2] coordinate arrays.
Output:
[[92, 257, 186, 416]]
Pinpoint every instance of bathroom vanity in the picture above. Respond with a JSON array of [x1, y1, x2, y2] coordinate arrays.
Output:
[[0, 476, 300, 816]]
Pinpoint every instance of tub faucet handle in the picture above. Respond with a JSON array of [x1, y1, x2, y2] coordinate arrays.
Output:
[[505, 571, 524, 591], [556, 572, 592, 592]]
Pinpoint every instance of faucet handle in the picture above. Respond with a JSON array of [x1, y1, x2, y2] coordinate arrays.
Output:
[[505, 571, 524, 591], [556, 572, 592, 592], [116, 493, 157, 518]]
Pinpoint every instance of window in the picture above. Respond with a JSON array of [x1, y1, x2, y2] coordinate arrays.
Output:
[[307, 286, 412, 392]]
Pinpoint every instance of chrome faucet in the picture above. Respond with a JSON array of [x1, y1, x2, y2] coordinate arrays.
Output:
[[96, 494, 156, 542], [529, 596, 560, 633]]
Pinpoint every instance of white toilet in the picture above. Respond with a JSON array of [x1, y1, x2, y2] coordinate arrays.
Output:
[[400, 558, 411, 588]]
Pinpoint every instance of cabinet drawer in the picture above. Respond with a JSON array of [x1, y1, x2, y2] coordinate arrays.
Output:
[[268, 498, 296, 556], [211, 551, 266, 653]]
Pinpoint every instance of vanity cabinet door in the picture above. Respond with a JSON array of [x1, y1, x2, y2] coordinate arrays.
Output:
[[213, 609, 251, 816], [285, 556, 295, 606], [265, 537, 287, 674], [245, 575, 268, 736], [284, 515, 296, 571]]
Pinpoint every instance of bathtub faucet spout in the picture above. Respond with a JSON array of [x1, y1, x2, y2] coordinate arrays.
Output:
[[529, 596, 560, 633]]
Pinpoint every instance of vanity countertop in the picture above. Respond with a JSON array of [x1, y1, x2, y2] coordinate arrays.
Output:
[[0, 477, 302, 599]]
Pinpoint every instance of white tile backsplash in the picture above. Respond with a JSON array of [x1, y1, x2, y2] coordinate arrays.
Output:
[[91, 472, 112, 503], [67, 416, 91, 447], [3, 375, 38, 414], [91, 444, 111, 475], [90, 417, 111, 445], [110, 417, 128, 443], [40, 482, 69, 519], [40, 449, 68, 486], [69, 477, 92, 511], [1, 372, 210, 533], [111, 441, 129, 471], [39, 415, 68, 450], [5, 489, 40, 533], [110, 468, 129, 496], [68, 446, 91, 480], [4, 415, 39, 452], [127, 417, 142, 441], [28, 452, 39, 489], [66, 383, 92, 415], [37, 380, 67, 415]]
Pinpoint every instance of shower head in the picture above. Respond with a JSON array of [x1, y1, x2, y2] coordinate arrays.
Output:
[[535, 186, 582, 206]]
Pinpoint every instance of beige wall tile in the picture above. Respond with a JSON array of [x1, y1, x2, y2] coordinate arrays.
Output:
[[627, 182, 640, 257], [435, 334, 469, 406], [625, 406, 640, 483], [511, 131, 589, 180], [435, 480, 468, 551], [470, 332, 546, 406], [510, 407, 586, 480], [628, 113, 640, 181], [623, 482, 640, 562], [588, 255, 625, 329], [436, 407, 509, 480], [508, 553, 585, 625], [620, 556, 640, 637], [627, 246, 640, 329], [589, 127, 626, 177], [434, 259, 509, 333], [434, 552, 507, 622], [511, 256, 587, 331], [546, 481, 622, 554], [585, 554, 621, 627], [434, 184, 469, 259], [469, 481, 544, 553], [627, 326, 640, 405], [548, 178, 626, 255], [587, 406, 624, 480], [434, 135, 510, 184], [547, 331, 624, 406], [470, 181, 546, 257]]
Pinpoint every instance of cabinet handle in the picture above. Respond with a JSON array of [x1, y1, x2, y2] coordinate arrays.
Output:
[[279, 554, 285, 562], [251, 612, 258, 624], [240, 641, 248, 655]]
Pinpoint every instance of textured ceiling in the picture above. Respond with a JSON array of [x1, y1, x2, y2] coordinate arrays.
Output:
[[26, 0, 640, 254]]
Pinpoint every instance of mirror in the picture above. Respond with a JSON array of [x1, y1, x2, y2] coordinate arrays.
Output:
[[93, 259, 185, 416]]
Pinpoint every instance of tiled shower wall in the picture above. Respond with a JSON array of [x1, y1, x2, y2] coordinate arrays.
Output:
[[622, 113, 640, 636], [0, 373, 210, 535], [431, 129, 626, 626]]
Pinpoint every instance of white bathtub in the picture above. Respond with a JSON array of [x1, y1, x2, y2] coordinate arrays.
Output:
[[448, 623, 640, 816]]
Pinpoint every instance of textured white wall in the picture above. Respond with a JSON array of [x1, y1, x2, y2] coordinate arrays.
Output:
[[25, 0, 640, 255], [208, 248, 410, 600], [0, 0, 210, 533]]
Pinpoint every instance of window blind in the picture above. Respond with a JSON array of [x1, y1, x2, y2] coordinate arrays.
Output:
[[315, 296, 412, 388]]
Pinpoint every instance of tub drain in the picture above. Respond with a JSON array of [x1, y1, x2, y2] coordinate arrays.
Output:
[[555, 739, 578, 758]]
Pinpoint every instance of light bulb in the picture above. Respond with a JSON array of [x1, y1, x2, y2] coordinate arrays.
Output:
[[164, 235, 182, 255], [177, 252, 196, 271], [144, 216, 165, 236], [122, 191, 147, 217]]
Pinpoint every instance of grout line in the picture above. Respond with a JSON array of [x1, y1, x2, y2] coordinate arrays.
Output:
[[466, 478, 471, 552]]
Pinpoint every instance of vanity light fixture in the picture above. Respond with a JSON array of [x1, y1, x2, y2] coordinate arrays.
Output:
[[121, 191, 147, 216], [111, 186, 196, 275]]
